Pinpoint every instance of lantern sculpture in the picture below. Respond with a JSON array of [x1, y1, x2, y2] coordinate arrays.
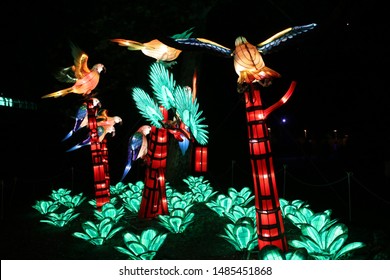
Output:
[[138, 107, 169, 218], [41, 43, 116, 210], [129, 62, 209, 219], [194, 146, 208, 173], [87, 99, 111, 209], [244, 81, 295, 251], [167, 23, 316, 251]]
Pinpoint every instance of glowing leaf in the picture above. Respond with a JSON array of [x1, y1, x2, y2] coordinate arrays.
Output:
[[132, 87, 164, 127]]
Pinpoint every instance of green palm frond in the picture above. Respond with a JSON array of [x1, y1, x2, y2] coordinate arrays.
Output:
[[149, 62, 176, 109], [132, 87, 164, 127], [174, 86, 208, 145], [170, 27, 194, 39]]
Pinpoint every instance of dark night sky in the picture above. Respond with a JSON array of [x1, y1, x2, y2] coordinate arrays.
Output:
[[0, 0, 388, 189]]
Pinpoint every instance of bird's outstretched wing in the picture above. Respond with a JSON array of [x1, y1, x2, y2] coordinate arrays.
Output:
[[121, 125, 151, 181], [111, 28, 195, 66], [70, 42, 91, 79], [168, 37, 233, 58], [257, 23, 317, 55]]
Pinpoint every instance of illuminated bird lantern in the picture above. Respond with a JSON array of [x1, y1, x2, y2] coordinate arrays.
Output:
[[169, 23, 316, 251], [125, 62, 209, 219], [41, 43, 105, 99], [42, 43, 123, 210], [111, 27, 194, 68], [67, 103, 122, 210]]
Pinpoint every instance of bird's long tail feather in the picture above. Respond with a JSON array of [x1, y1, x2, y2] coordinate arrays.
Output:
[[41, 88, 73, 98], [62, 130, 74, 142], [66, 143, 88, 152], [110, 39, 144, 50], [120, 162, 132, 182]]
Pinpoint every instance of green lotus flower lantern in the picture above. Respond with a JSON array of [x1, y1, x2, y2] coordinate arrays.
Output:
[[57, 193, 86, 208], [224, 205, 256, 224], [49, 188, 72, 201], [219, 217, 257, 252], [32, 200, 60, 215], [259, 245, 307, 260], [288, 220, 365, 260], [117, 182, 144, 214], [184, 176, 217, 202], [110, 182, 128, 195], [73, 217, 123, 246], [40, 208, 80, 227], [115, 228, 168, 260], [93, 202, 125, 223]]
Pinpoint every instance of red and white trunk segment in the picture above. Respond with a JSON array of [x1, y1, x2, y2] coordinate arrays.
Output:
[[244, 81, 296, 251]]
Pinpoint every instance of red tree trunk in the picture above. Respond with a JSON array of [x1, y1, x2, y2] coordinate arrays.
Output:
[[138, 107, 169, 218], [244, 82, 295, 252], [87, 98, 110, 210]]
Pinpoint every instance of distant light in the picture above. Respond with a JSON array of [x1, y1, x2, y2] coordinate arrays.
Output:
[[0, 96, 37, 110], [281, 118, 287, 123]]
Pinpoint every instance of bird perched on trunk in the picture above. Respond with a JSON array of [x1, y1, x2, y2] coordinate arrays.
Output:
[[66, 126, 107, 152], [62, 98, 101, 141], [65, 110, 121, 152], [121, 125, 152, 181], [42, 43, 105, 98], [164, 23, 317, 89], [111, 27, 194, 67], [96, 109, 123, 137]]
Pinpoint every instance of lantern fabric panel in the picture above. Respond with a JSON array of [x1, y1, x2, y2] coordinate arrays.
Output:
[[194, 146, 208, 173]]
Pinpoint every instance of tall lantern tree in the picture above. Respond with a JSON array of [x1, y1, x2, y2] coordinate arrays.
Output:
[[40, 43, 122, 211], [166, 23, 316, 251], [130, 62, 209, 219]]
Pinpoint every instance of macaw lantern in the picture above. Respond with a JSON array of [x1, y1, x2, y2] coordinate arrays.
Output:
[[194, 146, 208, 173]]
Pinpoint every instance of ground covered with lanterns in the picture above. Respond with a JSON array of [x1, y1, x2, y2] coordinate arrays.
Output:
[[1, 167, 389, 260]]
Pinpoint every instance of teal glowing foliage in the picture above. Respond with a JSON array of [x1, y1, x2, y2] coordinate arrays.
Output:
[[158, 209, 195, 233], [259, 245, 307, 260], [227, 187, 255, 206], [88, 197, 118, 207], [133, 62, 209, 145], [149, 62, 177, 110], [170, 27, 194, 40], [132, 87, 164, 128], [206, 187, 255, 217], [115, 229, 168, 260], [118, 181, 144, 213], [94, 202, 125, 223], [174, 86, 208, 145], [158, 188, 195, 233], [219, 217, 257, 251], [73, 218, 123, 246], [184, 176, 217, 202], [110, 182, 128, 195], [49, 188, 72, 201], [284, 202, 338, 230], [288, 221, 365, 260], [167, 190, 194, 212], [128, 181, 145, 195], [40, 208, 80, 227], [165, 182, 174, 198], [224, 205, 256, 224], [280, 198, 314, 225], [32, 200, 60, 215], [57, 193, 86, 208], [206, 194, 234, 217]]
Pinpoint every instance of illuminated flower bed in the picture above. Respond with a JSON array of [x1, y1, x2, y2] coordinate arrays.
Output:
[[30, 176, 367, 260]]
